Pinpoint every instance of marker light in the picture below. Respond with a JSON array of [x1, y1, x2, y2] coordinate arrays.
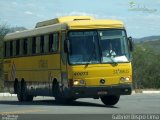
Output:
[[79, 80, 85, 85]]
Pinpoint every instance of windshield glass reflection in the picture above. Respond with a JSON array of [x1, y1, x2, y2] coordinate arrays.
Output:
[[68, 30, 130, 65], [68, 31, 100, 64], [99, 30, 130, 63]]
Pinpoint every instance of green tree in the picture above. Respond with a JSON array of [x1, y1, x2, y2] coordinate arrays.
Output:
[[132, 44, 160, 89], [0, 23, 9, 92], [0, 23, 26, 92]]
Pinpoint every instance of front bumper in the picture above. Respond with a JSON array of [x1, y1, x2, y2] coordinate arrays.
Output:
[[67, 84, 132, 98]]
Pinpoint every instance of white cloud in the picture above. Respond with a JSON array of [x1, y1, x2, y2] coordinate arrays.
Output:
[[101, 15, 127, 20], [55, 11, 99, 18], [24, 11, 34, 15]]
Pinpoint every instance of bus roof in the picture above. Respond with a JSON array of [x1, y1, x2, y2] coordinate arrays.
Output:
[[67, 19, 124, 29], [4, 16, 124, 41], [35, 16, 94, 28], [4, 23, 67, 41]]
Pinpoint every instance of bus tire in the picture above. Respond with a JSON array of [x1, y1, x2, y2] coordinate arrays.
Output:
[[52, 79, 57, 96], [100, 95, 120, 106], [17, 82, 23, 102], [54, 82, 63, 102], [17, 81, 33, 102], [22, 81, 33, 102], [54, 82, 73, 104], [14, 79, 18, 94]]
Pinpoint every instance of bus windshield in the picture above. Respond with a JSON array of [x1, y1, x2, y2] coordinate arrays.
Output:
[[68, 30, 130, 65]]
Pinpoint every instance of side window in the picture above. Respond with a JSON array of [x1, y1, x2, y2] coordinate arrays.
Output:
[[44, 35, 49, 53], [4, 42, 7, 57], [40, 35, 44, 53], [49, 34, 53, 52], [53, 33, 59, 51], [20, 39, 23, 55], [10, 41, 13, 57], [32, 37, 36, 54], [16, 40, 20, 56], [13, 40, 16, 56], [6, 42, 10, 57], [23, 38, 28, 55], [49, 33, 59, 52], [36, 37, 40, 54], [28, 38, 32, 55]]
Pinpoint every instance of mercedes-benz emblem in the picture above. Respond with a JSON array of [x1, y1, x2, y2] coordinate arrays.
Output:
[[100, 79, 105, 84]]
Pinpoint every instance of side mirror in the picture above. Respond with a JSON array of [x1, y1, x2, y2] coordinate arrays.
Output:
[[64, 39, 70, 53], [128, 36, 134, 52]]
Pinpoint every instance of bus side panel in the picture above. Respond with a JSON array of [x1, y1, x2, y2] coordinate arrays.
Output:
[[4, 54, 61, 96]]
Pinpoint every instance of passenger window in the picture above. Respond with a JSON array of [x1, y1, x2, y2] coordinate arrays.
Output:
[[23, 38, 28, 55], [16, 40, 20, 56], [4, 42, 7, 57], [6, 42, 10, 57], [13, 40, 16, 56], [32, 37, 36, 54], [53, 33, 59, 51], [36, 37, 40, 54], [27, 38, 32, 55], [40, 35, 44, 53], [10, 41, 13, 57], [49, 34, 53, 52], [49, 33, 59, 52], [44, 35, 49, 53]]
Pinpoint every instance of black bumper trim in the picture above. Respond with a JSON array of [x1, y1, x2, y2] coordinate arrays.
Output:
[[68, 84, 132, 98]]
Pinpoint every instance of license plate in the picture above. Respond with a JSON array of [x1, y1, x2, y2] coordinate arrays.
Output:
[[97, 91, 107, 95]]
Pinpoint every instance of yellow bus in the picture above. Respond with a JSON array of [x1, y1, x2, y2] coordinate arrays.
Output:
[[3, 16, 133, 105]]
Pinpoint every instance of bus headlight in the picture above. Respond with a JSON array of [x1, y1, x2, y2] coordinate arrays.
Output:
[[73, 80, 79, 85], [73, 80, 86, 86], [120, 77, 130, 83]]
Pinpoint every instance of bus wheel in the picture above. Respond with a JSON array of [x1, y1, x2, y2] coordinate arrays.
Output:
[[14, 79, 19, 94], [17, 81, 33, 102], [54, 82, 73, 104], [22, 82, 33, 102], [17, 82, 23, 102], [54, 82, 64, 103], [100, 95, 120, 106]]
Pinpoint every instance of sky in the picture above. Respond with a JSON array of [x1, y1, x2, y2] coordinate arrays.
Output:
[[0, 0, 160, 38]]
